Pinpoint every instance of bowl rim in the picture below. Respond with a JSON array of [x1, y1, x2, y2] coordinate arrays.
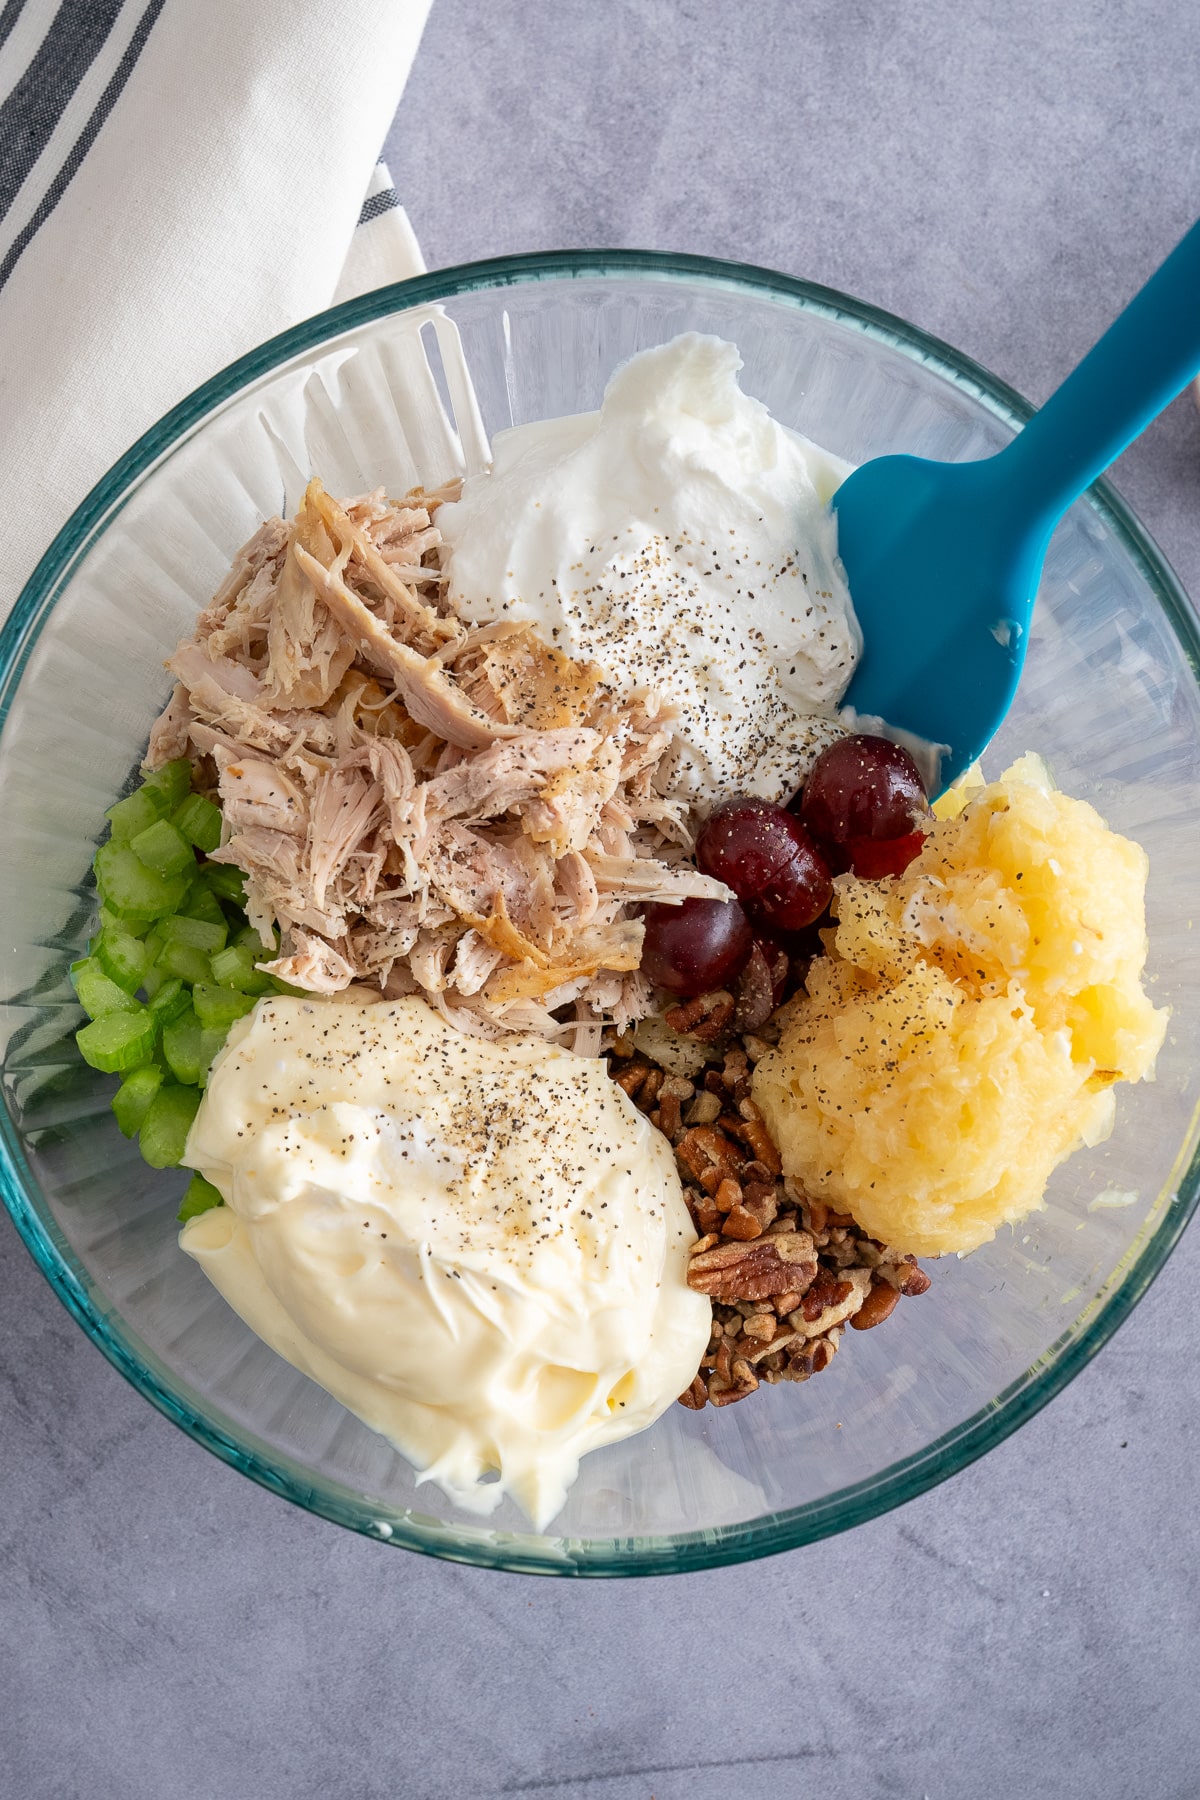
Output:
[[3, 247, 1199, 1578]]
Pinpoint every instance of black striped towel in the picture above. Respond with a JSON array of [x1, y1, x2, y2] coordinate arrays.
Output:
[[0, 0, 433, 621]]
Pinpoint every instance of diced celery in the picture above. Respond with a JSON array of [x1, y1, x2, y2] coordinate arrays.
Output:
[[69, 957, 142, 1020], [92, 927, 149, 993], [147, 976, 190, 1027], [177, 1173, 224, 1222], [270, 976, 307, 997], [193, 983, 256, 1033], [197, 1028, 229, 1087], [76, 1011, 156, 1074], [94, 842, 189, 921], [97, 904, 127, 936], [139, 759, 192, 811], [105, 787, 168, 842], [162, 1006, 204, 1084], [111, 1064, 164, 1137], [172, 794, 222, 853], [141, 963, 166, 1000], [203, 864, 248, 907], [178, 881, 227, 928], [237, 921, 275, 952], [139, 1083, 201, 1169], [208, 944, 271, 993], [159, 914, 227, 954], [156, 942, 212, 986], [130, 817, 195, 878]]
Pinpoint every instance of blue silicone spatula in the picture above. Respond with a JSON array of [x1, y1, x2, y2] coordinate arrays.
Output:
[[835, 216, 1200, 792]]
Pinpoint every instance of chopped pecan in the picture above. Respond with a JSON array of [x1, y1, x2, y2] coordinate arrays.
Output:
[[714, 1176, 743, 1214], [676, 1124, 742, 1185], [684, 1090, 722, 1126], [678, 1374, 708, 1409], [850, 1277, 901, 1331], [664, 990, 735, 1041], [733, 943, 775, 1031], [800, 1268, 852, 1323], [722, 1204, 762, 1241], [657, 1089, 683, 1140], [742, 1312, 776, 1342], [899, 1259, 932, 1296], [612, 1056, 653, 1097], [688, 1232, 818, 1302]]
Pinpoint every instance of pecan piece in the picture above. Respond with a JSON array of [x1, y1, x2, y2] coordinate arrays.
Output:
[[687, 1231, 818, 1302], [733, 943, 775, 1032], [801, 1267, 852, 1323], [678, 1374, 708, 1410], [676, 1124, 742, 1186], [612, 1056, 653, 1097], [849, 1276, 901, 1330], [664, 990, 735, 1041], [721, 1204, 762, 1241], [899, 1259, 932, 1297]]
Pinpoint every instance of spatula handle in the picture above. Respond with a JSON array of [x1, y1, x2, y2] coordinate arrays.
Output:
[[1000, 215, 1200, 534]]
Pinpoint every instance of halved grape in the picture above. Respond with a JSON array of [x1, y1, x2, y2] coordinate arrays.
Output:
[[697, 799, 809, 899], [799, 734, 928, 845], [640, 896, 753, 997], [845, 831, 927, 880], [749, 827, 832, 933]]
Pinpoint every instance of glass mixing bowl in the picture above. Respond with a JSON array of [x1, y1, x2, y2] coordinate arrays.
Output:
[[3, 254, 1199, 1577]]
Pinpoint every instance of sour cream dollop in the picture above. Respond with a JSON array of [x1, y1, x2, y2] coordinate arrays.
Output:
[[180, 997, 711, 1527], [438, 332, 861, 805]]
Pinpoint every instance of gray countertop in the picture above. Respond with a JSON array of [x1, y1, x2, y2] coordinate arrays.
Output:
[[5, 3, 1200, 1795]]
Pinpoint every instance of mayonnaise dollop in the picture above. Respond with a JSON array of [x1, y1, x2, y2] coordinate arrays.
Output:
[[180, 997, 711, 1527], [438, 332, 860, 806]]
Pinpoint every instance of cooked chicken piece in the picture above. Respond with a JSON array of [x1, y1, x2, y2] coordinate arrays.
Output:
[[258, 930, 356, 994], [585, 853, 731, 906], [150, 475, 705, 1039], [146, 683, 192, 765], [213, 749, 308, 835]]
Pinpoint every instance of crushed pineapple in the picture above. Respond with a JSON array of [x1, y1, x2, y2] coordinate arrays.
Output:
[[752, 758, 1167, 1257]]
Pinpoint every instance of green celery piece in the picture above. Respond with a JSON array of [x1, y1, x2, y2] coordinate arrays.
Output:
[[105, 787, 169, 842], [193, 983, 256, 1033], [130, 817, 195, 878], [235, 922, 274, 951], [76, 1011, 156, 1074], [97, 904, 127, 936], [139, 759, 192, 811], [141, 963, 166, 1000], [111, 1064, 164, 1137], [94, 842, 189, 921], [162, 1006, 204, 1084], [69, 957, 142, 1020], [177, 1173, 224, 1221], [209, 944, 271, 993], [269, 976, 307, 998], [92, 927, 149, 993], [147, 977, 190, 1027], [172, 794, 222, 853], [159, 913, 227, 954], [178, 881, 227, 928], [139, 1083, 201, 1169], [203, 864, 248, 907], [197, 1028, 229, 1087], [157, 942, 212, 986]]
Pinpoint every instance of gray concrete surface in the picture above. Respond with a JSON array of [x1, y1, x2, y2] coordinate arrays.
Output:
[[5, 2, 1200, 1795]]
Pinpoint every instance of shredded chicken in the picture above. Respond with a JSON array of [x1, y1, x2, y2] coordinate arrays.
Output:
[[149, 478, 727, 1041]]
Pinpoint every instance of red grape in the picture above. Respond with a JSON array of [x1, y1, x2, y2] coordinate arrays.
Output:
[[799, 734, 928, 845], [639, 895, 753, 996], [697, 798, 832, 933], [845, 831, 927, 880]]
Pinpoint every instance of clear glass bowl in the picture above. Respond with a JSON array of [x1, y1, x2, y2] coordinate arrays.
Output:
[[3, 254, 1199, 1577]]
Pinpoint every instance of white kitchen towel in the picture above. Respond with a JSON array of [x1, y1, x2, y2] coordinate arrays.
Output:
[[0, 0, 434, 625]]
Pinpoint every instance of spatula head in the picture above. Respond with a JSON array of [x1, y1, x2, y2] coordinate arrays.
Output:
[[834, 453, 1043, 792]]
